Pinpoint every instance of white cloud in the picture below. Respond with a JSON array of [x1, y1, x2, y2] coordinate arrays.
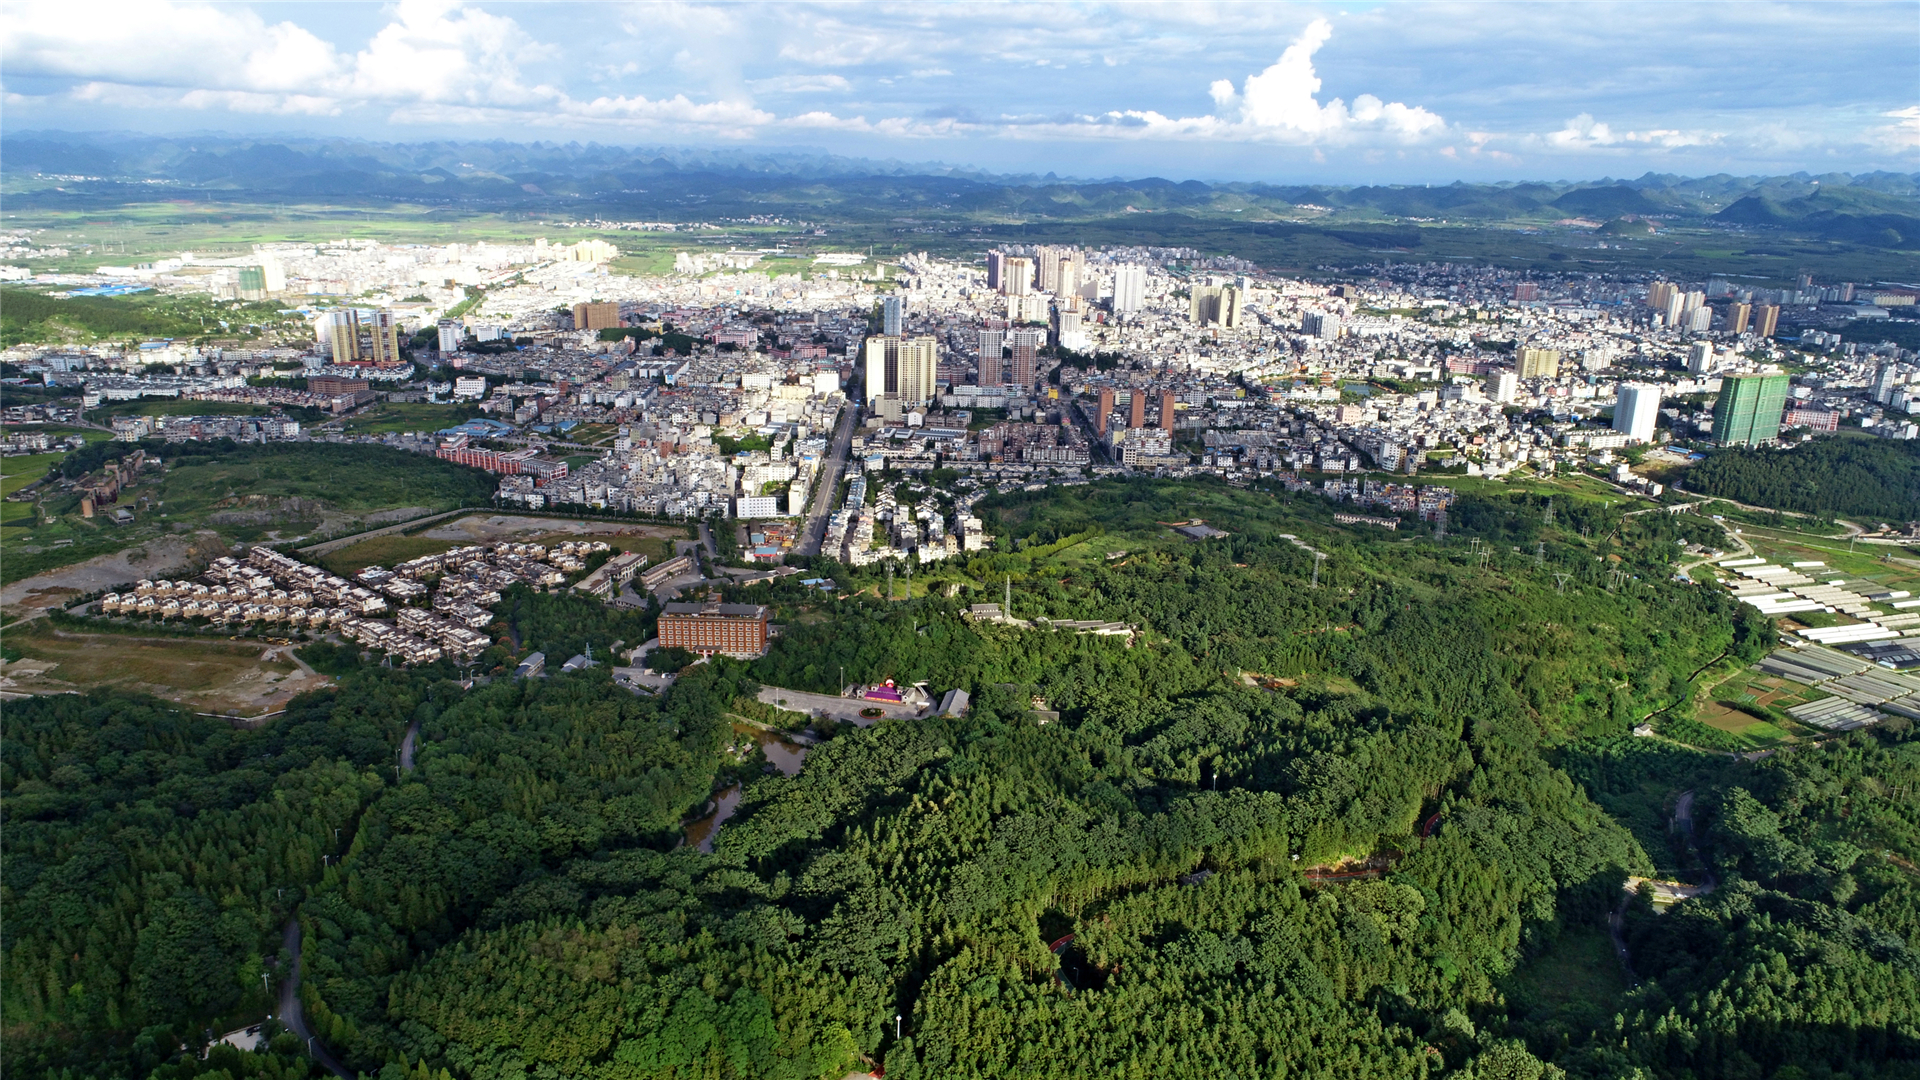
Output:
[[1543, 112, 1722, 151], [342, 0, 562, 108], [1872, 106, 1920, 152], [1206, 19, 1447, 142], [2, 1, 1909, 173], [2, 0, 776, 135], [747, 74, 853, 95]]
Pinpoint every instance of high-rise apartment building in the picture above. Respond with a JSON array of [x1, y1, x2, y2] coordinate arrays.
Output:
[[1112, 264, 1146, 314], [1036, 246, 1078, 295], [1129, 391, 1146, 429], [1687, 342, 1716, 374], [1002, 257, 1034, 296], [1684, 306, 1714, 333], [367, 310, 401, 365], [1518, 348, 1561, 378], [1007, 295, 1049, 324], [1662, 290, 1685, 328], [1007, 328, 1044, 388], [437, 319, 463, 353], [1712, 373, 1791, 446], [1487, 371, 1518, 404], [1160, 390, 1177, 432], [572, 302, 621, 332], [1302, 311, 1341, 340], [324, 309, 361, 365], [1095, 387, 1115, 435], [1613, 383, 1662, 443], [881, 295, 903, 337], [1873, 363, 1899, 404], [986, 251, 1004, 292], [1753, 304, 1780, 338], [1190, 285, 1242, 329], [1724, 302, 1751, 335], [1647, 281, 1677, 312], [977, 328, 1005, 386], [864, 335, 939, 410], [237, 266, 268, 302]]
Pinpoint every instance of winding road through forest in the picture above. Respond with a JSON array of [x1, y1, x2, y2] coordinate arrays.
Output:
[[278, 919, 351, 1079]]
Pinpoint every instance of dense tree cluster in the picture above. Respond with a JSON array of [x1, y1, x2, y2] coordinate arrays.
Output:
[[8, 479, 1913, 1080], [1685, 436, 1920, 523]]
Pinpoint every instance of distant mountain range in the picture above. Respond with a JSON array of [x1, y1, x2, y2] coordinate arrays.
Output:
[[4, 131, 1917, 250]]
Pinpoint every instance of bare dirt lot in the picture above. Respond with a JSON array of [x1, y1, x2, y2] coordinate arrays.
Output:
[[1, 623, 332, 716], [1, 532, 215, 614]]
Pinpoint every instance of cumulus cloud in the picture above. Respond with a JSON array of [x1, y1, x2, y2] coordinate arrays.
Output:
[[1, 0, 773, 134], [1202, 19, 1447, 142], [1543, 112, 1723, 150], [3, 0, 1908, 171], [1077, 18, 1446, 144]]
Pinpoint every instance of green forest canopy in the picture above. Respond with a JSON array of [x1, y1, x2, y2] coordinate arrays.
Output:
[[6, 478, 1915, 1080], [0, 288, 297, 347], [1685, 435, 1920, 523]]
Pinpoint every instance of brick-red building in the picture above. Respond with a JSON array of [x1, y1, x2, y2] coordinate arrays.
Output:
[[658, 602, 769, 658]]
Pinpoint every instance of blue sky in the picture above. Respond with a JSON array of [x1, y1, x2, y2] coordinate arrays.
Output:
[[4, 1, 1915, 182]]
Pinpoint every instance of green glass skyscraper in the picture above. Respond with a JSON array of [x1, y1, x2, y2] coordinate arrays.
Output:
[[1712, 373, 1791, 446]]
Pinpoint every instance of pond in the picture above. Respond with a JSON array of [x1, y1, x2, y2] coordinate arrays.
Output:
[[681, 725, 812, 850]]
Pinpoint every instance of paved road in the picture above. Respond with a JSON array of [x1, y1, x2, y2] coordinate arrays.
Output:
[[400, 719, 420, 772], [278, 919, 352, 1078], [798, 396, 860, 557], [757, 685, 929, 726]]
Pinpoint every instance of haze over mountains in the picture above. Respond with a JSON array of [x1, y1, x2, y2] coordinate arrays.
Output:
[[6, 131, 1918, 250]]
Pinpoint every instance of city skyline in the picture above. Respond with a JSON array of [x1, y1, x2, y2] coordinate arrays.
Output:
[[3, 0, 1915, 183]]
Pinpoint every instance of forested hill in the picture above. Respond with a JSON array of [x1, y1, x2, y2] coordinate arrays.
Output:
[[6, 478, 1917, 1080], [1684, 436, 1920, 523]]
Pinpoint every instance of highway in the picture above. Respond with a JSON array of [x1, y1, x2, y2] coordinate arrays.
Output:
[[797, 377, 862, 558]]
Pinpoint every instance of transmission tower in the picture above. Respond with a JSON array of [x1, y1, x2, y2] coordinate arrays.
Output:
[[1535, 541, 1545, 564], [1543, 498, 1554, 526], [1311, 552, 1325, 588], [1555, 572, 1571, 594]]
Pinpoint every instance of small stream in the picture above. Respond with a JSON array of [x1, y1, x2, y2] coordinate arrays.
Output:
[[683, 786, 743, 852], [681, 726, 811, 851]]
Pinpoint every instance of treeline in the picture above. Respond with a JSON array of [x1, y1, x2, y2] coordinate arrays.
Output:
[[1685, 436, 1920, 522]]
